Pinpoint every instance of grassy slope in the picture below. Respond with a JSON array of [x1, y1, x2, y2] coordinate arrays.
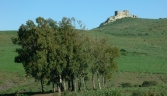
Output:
[[0, 31, 26, 93], [0, 31, 24, 74], [88, 18, 167, 73], [0, 18, 167, 94]]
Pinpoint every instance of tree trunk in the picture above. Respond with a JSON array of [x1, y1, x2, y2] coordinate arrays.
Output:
[[72, 78, 74, 91], [40, 79, 44, 93], [82, 75, 86, 91], [102, 75, 106, 88], [74, 78, 77, 91], [97, 71, 101, 89], [63, 79, 66, 91], [68, 80, 71, 90], [52, 83, 56, 93], [92, 73, 96, 90], [72, 76, 76, 91], [57, 75, 62, 93], [57, 83, 61, 93], [78, 77, 81, 91], [59, 75, 62, 90]]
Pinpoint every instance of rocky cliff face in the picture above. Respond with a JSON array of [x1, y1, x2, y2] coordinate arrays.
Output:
[[99, 10, 138, 27]]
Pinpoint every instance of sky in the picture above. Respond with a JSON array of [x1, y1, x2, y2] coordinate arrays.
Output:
[[0, 0, 167, 30]]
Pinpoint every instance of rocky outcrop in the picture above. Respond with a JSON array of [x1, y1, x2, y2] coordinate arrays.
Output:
[[99, 10, 138, 27]]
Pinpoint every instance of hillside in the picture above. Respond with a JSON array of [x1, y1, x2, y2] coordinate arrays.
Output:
[[88, 18, 167, 73], [0, 18, 167, 95]]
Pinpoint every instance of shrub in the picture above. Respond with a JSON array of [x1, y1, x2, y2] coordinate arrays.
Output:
[[120, 49, 127, 56], [133, 84, 140, 87], [110, 90, 122, 96], [61, 91, 78, 96], [132, 90, 156, 96], [132, 90, 167, 96], [142, 81, 158, 87], [159, 91, 167, 96], [132, 90, 146, 96], [81, 89, 122, 96], [120, 49, 126, 52], [121, 82, 132, 88], [145, 33, 149, 35]]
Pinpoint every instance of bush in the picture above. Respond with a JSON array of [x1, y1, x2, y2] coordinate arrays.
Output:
[[132, 90, 146, 96], [159, 91, 167, 96], [145, 33, 149, 35], [133, 84, 140, 87], [132, 90, 156, 96], [142, 81, 158, 87], [81, 89, 122, 96], [120, 49, 127, 56], [120, 49, 126, 52], [121, 82, 132, 88], [110, 90, 122, 96], [132, 90, 167, 96]]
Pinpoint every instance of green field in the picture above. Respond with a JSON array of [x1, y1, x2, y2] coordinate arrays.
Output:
[[90, 18, 167, 73], [0, 18, 167, 95], [0, 31, 24, 74]]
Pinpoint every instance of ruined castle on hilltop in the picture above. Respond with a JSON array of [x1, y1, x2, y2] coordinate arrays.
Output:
[[100, 10, 138, 27]]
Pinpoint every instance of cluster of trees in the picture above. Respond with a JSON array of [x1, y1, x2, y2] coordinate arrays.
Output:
[[12, 17, 119, 93]]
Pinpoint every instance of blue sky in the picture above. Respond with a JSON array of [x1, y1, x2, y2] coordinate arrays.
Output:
[[0, 0, 167, 30]]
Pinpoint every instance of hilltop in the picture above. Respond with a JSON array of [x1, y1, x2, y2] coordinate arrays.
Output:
[[99, 10, 138, 27]]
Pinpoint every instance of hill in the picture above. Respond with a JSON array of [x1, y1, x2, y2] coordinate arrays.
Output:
[[0, 18, 167, 95], [88, 17, 167, 73]]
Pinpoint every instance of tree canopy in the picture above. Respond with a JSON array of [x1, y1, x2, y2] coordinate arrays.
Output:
[[12, 17, 120, 93]]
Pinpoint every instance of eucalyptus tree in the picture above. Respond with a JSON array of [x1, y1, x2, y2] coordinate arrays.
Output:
[[73, 33, 90, 91], [12, 17, 57, 93], [58, 17, 89, 91], [89, 38, 104, 90], [12, 16, 120, 93], [98, 45, 120, 88], [89, 37, 120, 90]]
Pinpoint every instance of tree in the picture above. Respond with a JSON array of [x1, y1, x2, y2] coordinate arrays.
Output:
[[46, 17, 89, 92], [57, 17, 89, 91], [89, 37, 119, 90], [12, 17, 58, 93], [12, 16, 120, 93], [99, 46, 119, 88]]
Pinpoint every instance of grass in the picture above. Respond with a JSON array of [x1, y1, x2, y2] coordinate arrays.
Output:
[[0, 18, 167, 95], [88, 18, 167, 73], [118, 54, 167, 73], [0, 31, 24, 75]]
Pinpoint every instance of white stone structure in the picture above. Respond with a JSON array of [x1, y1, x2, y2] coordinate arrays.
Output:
[[100, 10, 138, 27]]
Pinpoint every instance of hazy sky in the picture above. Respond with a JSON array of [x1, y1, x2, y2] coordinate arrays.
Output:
[[0, 0, 167, 30]]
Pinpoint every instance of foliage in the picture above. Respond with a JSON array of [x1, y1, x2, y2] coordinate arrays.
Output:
[[81, 89, 122, 96], [11, 17, 119, 93], [121, 82, 132, 88], [132, 90, 167, 96], [1, 17, 166, 95], [142, 81, 158, 87]]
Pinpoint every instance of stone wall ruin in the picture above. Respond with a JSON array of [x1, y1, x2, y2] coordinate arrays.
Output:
[[99, 10, 138, 27]]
